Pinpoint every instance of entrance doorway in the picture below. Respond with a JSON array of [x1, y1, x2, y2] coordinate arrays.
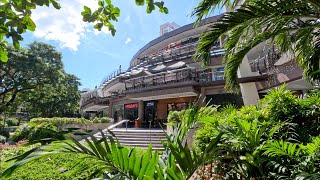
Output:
[[124, 103, 138, 127], [144, 101, 157, 128]]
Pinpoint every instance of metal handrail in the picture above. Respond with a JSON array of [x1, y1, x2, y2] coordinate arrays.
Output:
[[100, 67, 122, 86], [125, 67, 196, 82], [108, 119, 130, 131]]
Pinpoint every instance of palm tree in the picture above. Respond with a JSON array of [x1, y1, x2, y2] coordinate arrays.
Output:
[[192, 0, 320, 91]]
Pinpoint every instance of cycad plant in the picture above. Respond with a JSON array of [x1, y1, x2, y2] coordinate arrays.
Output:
[[192, 0, 320, 91], [194, 87, 320, 179]]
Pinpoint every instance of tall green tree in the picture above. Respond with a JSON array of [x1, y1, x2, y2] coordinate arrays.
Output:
[[20, 73, 81, 117], [0, 42, 63, 114], [193, 0, 320, 91], [0, 0, 168, 62]]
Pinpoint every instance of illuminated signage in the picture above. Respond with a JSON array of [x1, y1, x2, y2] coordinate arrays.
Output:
[[124, 103, 138, 109], [146, 102, 154, 107]]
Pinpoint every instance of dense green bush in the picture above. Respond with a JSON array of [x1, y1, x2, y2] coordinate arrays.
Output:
[[30, 117, 91, 126], [0, 120, 8, 127], [194, 87, 320, 179], [10, 124, 30, 142], [91, 117, 112, 123], [167, 110, 186, 123], [0, 135, 6, 143], [0, 144, 100, 179], [30, 117, 112, 126], [6, 118, 19, 126], [0, 129, 10, 139], [11, 122, 64, 144]]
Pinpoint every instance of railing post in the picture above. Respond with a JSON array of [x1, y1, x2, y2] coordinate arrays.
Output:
[[126, 121, 128, 132]]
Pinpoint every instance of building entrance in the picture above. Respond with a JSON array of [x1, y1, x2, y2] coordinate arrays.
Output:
[[143, 101, 157, 128], [124, 103, 138, 127]]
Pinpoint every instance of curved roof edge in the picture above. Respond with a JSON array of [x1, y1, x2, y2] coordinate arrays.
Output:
[[129, 14, 223, 66]]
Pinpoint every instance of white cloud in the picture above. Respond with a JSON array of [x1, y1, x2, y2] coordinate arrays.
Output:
[[125, 37, 132, 45], [93, 27, 111, 35], [31, 0, 109, 51]]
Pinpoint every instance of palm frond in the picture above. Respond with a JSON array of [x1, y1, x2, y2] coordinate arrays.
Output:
[[195, 0, 320, 91]]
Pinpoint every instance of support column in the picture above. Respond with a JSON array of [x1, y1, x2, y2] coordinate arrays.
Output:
[[108, 101, 113, 120], [197, 88, 206, 107], [138, 101, 144, 128], [238, 56, 260, 106]]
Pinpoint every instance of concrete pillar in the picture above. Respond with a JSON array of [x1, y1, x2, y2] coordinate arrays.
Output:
[[239, 82, 260, 105], [237, 56, 260, 106], [197, 88, 206, 107], [108, 101, 113, 119], [138, 101, 144, 127]]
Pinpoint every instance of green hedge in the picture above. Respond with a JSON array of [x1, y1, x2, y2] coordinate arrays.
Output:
[[11, 122, 65, 144], [30, 117, 112, 126]]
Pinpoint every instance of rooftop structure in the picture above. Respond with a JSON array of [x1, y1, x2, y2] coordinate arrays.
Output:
[[160, 22, 180, 36]]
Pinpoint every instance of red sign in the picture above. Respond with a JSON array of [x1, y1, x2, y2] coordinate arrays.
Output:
[[125, 103, 138, 109]]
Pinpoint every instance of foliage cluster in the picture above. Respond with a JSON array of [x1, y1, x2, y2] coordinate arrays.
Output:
[[195, 87, 320, 179], [30, 117, 111, 126], [193, 0, 320, 91], [1, 42, 81, 117], [0, 0, 167, 63], [0, 144, 100, 179], [1, 142, 147, 179], [0, 129, 10, 139], [167, 110, 186, 123], [3, 88, 320, 179], [11, 122, 64, 144], [0, 144, 41, 174], [4, 118, 19, 127]]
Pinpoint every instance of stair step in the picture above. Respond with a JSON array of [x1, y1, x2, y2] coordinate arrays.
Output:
[[118, 140, 164, 144], [119, 143, 164, 148], [112, 131, 165, 135], [93, 128, 167, 150]]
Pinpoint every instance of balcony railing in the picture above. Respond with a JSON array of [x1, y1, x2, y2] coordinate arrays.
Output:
[[125, 67, 198, 90], [250, 45, 281, 73], [131, 41, 221, 69], [199, 71, 225, 82], [100, 66, 123, 86]]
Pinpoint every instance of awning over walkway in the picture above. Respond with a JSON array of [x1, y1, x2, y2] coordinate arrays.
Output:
[[166, 61, 186, 70], [150, 64, 166, 73], [83, 105, 109, 112]]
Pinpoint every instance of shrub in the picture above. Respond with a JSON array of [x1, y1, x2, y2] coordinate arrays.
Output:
[[91, 117, 112, 123], [167, 110, 186, 123], [6, 118, 19, 126], [0, 129, 10, 139], [30, 117, 92, 126], [11, 124, 30, 142], [11, 122, 64, 144], [0, 135, 6, 143], [0, 120, 8, 127], [194, 87, 320, 179], [28, 122, 65, 144]]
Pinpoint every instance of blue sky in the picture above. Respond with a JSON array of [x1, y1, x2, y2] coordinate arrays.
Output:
[[21, 0, 223, 90]]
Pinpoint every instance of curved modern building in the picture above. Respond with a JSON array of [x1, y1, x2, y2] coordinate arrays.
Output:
[[80, 15, 314, 128]]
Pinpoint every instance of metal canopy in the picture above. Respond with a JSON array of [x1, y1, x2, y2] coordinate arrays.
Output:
[[83, 105, 109, 112]]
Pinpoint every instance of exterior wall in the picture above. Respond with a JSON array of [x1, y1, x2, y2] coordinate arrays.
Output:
[[157, 97, 196, 119]]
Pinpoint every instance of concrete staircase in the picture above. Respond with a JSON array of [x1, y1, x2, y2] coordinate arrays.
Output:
[[94, 128, 167, 150]]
